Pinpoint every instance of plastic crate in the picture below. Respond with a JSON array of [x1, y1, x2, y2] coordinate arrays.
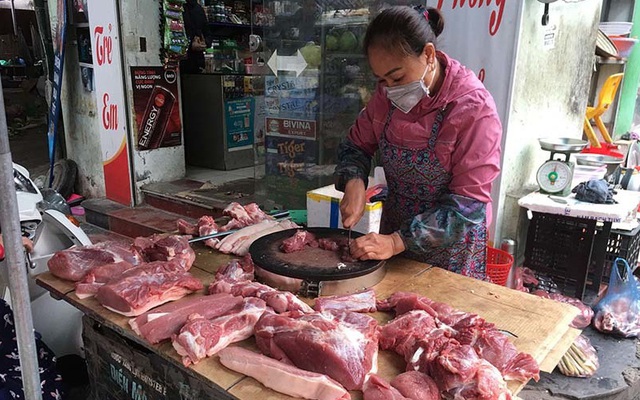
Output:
[[600, 224, 640, 281], [524, 212, 598, 300]]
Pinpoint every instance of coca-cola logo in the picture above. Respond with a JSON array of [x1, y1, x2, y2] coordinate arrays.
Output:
[[154, 93, 166, 108], [436, 0, 505, 36]]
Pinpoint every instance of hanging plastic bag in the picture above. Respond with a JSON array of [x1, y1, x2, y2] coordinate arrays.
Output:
[[593, 258, 640, 338]]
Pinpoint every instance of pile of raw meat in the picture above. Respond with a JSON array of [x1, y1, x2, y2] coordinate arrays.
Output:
[[177, 202, 300, 256], [48, 234, 202, 317], [122, 252, 538, 400], [372, 291, 540, 400], [280, 229, 358, 262]]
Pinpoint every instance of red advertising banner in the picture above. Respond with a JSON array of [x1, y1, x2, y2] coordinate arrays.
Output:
[[131, 67, 182, 151]]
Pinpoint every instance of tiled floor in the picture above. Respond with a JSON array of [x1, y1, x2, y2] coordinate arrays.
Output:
[[185, 165, 265, 185]]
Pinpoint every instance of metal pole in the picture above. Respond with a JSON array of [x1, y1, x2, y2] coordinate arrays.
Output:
[[10, 0, 18, 36], [0, 75, 43, 399]]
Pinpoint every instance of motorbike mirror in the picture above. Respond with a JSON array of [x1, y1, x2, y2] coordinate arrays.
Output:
[[38, 188, 71, 216]]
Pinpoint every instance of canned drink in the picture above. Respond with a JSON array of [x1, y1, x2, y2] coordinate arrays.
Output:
[[500, 239, 516, 256], [137, 85, 176, 150]]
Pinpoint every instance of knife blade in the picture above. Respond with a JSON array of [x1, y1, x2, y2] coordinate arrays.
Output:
[[348, 228, 352, 255]]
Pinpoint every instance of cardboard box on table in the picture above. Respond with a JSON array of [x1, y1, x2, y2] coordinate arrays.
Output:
[[306, 184, 383, 234]]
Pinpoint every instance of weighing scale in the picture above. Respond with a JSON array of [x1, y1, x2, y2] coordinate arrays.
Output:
[[536, 138, 588, 196]]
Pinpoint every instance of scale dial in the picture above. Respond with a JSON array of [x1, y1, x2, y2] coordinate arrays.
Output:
[[537, 160, 573, 194]]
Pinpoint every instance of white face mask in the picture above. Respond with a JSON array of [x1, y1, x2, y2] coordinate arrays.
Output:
[[385, 62, 432, 114]]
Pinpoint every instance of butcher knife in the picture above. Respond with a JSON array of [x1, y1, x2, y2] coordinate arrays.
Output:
[[187, 210, 291, 244]]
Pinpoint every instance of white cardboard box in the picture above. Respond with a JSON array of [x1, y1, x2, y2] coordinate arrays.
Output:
[[306, 184, 383, 233]]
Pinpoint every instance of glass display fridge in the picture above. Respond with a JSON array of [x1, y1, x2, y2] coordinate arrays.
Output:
[[256, 0, 384, 208]]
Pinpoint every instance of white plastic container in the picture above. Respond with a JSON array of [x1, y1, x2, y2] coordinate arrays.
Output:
[[306, 184, 383, 234], [571, 165, 607, 188], [600, 22, 633, 37]]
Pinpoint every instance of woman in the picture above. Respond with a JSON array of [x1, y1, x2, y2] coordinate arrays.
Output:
[[0, 235, 65, 400], [335, 6, 502, 280]]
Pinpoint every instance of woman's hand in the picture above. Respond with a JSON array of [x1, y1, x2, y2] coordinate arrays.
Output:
[[21, 237, 33, 253], [350, 232, 406, 260], [340, 179, 366, 229], [0, 237, 33, 260]]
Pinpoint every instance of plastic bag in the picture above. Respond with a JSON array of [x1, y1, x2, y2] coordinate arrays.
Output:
[[593, 258, 640, 337], [533, 290, 594, 329], [557, 334, 599, 378]]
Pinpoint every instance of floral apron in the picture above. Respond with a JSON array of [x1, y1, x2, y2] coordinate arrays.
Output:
[[379, 106, 487, 279]]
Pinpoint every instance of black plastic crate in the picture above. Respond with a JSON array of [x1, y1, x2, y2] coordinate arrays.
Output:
[[600, 224, 640, 282], [524, 212, 598, 300]]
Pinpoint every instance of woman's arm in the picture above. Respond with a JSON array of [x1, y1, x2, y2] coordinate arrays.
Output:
[[334, 99, 382, 191], [398, 194, 487, 253], [399, 98, 502, 252]]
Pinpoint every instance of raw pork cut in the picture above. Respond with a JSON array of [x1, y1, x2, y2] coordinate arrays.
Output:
[[96, 261, 203, 317], [281, 230, 318, 253], [197, 216, 220, 248], [244, 203, 271, 223], [318, 238, 358, 263], [317, 238, 340, 252], [177, 219, 198, 235], [132, 234, 196, 269], [209, 279, 312, 313], [223, 202, 253, 226], [48, 241, 142, 281], [255, 310, 379, 390], [75, 261, 134, 299], [231, 220, 300, 256], [216, 220, 278, 253], [455, 322, 539, 382], [129, 293, 243, 344], [532, 289, 593, 329], [363, 375, 409, 400], [219, 347, 350, 400], [172, 297, 267, 366], [380, 291, 539, 383], [314, 289, 377, 313], [429, 342, 512, 400], [220, 202, 272, 231], [390, 371, 440, 400], [214, 256, 255, 283], [216, 219, 299, 256], [379, 310, 439, 358]]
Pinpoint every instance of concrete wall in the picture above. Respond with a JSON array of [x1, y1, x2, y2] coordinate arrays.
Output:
[[48, 0, 186, 203], [494, 0, 602, 262], [49, 0, 106, 198], [119, 0, 186, 204]]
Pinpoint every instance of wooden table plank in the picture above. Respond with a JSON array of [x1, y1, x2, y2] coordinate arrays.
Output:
[[37, 255, 578, 399], [538, 327, 582, 373]]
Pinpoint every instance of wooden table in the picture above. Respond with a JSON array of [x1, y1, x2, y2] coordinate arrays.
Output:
[[36, 244, 580, 399]]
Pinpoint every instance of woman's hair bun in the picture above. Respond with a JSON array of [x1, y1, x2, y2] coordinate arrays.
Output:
[[425, 7, 445, 38]]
